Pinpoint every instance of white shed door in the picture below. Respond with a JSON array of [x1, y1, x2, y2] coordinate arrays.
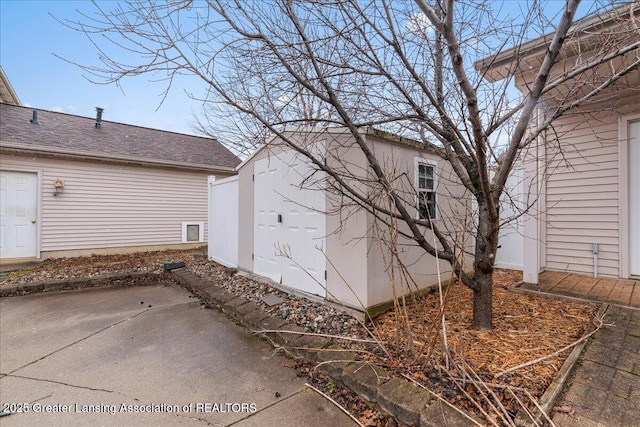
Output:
[[0, 171, 38, 259], [254, 157, 282, 283], [629, 120, 640, 276], [254, 151, 326, 297]]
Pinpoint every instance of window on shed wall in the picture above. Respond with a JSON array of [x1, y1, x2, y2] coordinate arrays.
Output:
[[416, 161, 437, 220]]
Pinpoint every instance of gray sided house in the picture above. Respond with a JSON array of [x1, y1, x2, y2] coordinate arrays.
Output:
[[209, 127, 472, 313], [478, 6, 640, 283], [0, 103, 240, 261]]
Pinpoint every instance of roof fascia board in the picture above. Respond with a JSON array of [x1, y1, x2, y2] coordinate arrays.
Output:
[[0, 66, 21, 105], [238, 126, 436, 169], [475, 5, 638, 80]]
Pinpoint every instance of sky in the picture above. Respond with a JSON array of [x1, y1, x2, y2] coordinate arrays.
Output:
[[1, 0, 205, 135], [0, 1, 602, 138]]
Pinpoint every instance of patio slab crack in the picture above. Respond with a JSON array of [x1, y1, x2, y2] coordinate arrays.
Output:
[[0, 373, 120, 394], [0, 373, 216, 425], [5, 302, 188, 376]]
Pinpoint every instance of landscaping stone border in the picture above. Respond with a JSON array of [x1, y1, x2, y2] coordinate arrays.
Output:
[[171, 268, 474, 427], [0, 271, 170, 298]]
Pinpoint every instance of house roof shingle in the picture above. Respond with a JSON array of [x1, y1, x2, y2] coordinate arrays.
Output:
[[0, 103, 240, 172]]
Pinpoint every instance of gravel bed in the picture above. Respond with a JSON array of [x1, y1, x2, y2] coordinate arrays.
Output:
[[188, 259, 366, 339]]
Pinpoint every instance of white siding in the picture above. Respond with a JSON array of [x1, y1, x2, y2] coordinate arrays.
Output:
[[365, 137, 469, 307], [325, 132, 371, 309], [495, 166, 524, 270], [543, 112, 620, 277], [0, 153, 220, 255]]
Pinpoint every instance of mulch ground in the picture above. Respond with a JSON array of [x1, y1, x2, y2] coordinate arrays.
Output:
[[365, 269, 598, 422], [2, 250, 599, 425]]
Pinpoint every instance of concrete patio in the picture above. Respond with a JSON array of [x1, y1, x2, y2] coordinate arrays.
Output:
[[0, 285, 358, 427]]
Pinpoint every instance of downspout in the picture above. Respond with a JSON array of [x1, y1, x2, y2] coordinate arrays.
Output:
[[537, 107, 542, 279], [593, 242, 599, 278], [535, 103, 545, 281], [536, 101, 550, 280]]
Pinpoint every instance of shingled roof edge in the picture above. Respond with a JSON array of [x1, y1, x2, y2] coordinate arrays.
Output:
[[0, 103, 241, 170]]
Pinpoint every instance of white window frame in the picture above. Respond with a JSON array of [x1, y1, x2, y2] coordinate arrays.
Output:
[[414, 157, 437, 220], [181, 221, 204, 243]]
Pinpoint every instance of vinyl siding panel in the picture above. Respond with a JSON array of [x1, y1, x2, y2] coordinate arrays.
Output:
[[543, 111, 620, 277], [0, 153, 218, 254], [546, 234, 618, 246], [364, 135, 468, 307], [544, 191, 617, 202]]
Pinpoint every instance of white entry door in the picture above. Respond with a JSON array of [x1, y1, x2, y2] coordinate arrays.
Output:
[[254, 150, 326, 297], [629, 120, 640, 276], [0, 171, 38, 259]]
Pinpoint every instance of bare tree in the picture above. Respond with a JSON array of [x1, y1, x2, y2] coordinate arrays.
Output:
[[61, 0, 640, 328]]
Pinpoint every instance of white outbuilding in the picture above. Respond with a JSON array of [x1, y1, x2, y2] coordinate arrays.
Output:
[[209, 127, 473, 313]]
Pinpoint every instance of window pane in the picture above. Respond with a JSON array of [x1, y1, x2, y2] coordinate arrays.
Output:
[[418, 191, 436, 219], [418, 164, 434, 190], [427, 192, 436, 219], [418, 191, 429, 219], [186, 224, 200, 242]]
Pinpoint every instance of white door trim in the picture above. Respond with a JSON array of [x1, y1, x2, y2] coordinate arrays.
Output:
[[619, 113, 640, 278], [0, 168, 42, 259]]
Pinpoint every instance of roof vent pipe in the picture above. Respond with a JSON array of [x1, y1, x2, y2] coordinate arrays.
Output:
[[30, 109, 40, 125], [95, 107, 104, 129]]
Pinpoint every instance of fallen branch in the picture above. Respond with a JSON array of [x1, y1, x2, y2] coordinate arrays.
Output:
[[304, 382, 365, 427], [495, 315, 605, 378], [506, 387, 541, 427], [524, 389, 557, 427], [452, 378, 529, 392], [401, 374, 484, 426], [438, 364, 501, 427], [457, 361, 516, 427], [254, 329, 379, 343]]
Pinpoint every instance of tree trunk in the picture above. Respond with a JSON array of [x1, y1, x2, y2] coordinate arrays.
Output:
[[472, 270, 493, 329], [471, 203, 500, 329]]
